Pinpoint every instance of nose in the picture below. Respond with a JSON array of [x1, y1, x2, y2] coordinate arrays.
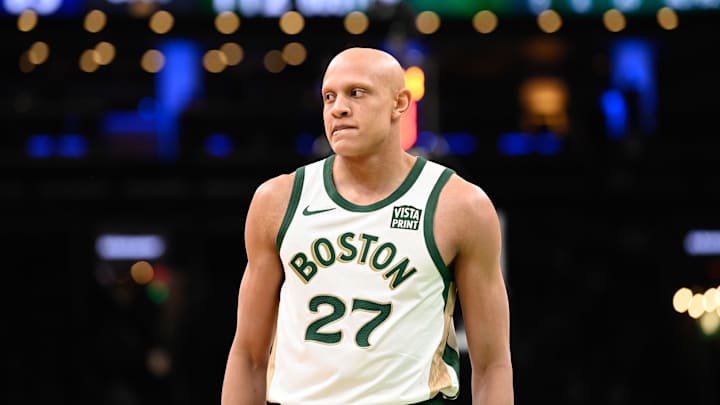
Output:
[[330, 96, 350, 118]]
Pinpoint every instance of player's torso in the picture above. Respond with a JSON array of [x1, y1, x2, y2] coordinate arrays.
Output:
[[269, 155, 459, 405]]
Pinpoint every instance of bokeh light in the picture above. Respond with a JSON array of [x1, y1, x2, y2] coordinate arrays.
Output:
[[673, 287, 693, 313], [18, 9, 38, 32], [344, 11, 369, 35], [279, 11, 305, 35], [603, 9, 626, 33], [404, 66, 425, 102], [538, 9, 562, 33], [131, 261, 154, 285], [19, 52, 35, 73], [215, 11, 240, 34], [149, 10, 174, 34], [220, 43, 244, 66], [147, 347, 172, 377], [204, 49, 228, 73], [28, 41, 49, 65], [93, 41, 115, 65], [147, 279, 170, 303], [129, 0, 155, 18], [141, 49, 165, 73], [264, 50, 286, 73], [282, 42, 307, 66], [84, 9, 107, 33], [703, 287, 718, 312], [688, 293, 705, 319], [473, 10, 498, 34], [79, 49, 100, 73], [657, 7, 679, 30], [699, 311, 720, 336], [415, 11, 441, 34]]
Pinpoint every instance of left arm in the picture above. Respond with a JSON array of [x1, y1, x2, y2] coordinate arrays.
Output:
[[437, 176, 513, 404]]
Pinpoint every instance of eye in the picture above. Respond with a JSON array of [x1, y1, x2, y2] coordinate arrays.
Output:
[[351, 89, 364, 97], [324, 93, 335, 103]]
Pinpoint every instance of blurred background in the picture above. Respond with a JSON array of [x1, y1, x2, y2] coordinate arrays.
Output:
[[3, 0, 720, 404]]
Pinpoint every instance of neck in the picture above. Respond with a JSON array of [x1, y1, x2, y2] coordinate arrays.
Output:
[[332, 148, 416, 205]]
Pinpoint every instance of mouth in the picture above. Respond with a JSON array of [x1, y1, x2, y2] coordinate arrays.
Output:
[[332, 125, 356, 135]]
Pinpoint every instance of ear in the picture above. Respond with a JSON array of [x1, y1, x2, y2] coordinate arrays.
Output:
[[392, 88, 412, 119]]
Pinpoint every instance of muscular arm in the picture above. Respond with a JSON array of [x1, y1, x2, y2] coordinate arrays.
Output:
[[437, 176, 514, 404], [221, 174, 294, 405]]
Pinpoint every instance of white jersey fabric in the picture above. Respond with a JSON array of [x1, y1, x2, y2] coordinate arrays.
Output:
[[268, 154, 460, 405]]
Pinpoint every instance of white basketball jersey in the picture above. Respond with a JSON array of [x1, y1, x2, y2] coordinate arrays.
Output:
[[268, 155, 460, 405]]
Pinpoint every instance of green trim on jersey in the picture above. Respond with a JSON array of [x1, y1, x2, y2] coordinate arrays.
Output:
[[276, 166, 305, 251], [323, 154, 427, 212], [424, 168, 455, 302], [425, 167, 460, 400]]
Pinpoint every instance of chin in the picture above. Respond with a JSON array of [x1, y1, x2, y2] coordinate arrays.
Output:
[[329, 142, 366, 158]]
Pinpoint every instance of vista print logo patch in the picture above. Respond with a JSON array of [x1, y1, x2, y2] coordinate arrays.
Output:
[[391, 205, 422, 230]]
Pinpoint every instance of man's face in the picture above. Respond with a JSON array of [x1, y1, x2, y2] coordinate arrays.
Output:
[[321, 55, 397, 158]]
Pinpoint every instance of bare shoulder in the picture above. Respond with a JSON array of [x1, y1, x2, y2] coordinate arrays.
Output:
[[246, 172, 296, 240], [438, 173, 498, 225], [435, 173, 501, 259], [252, 172, 296, 211]]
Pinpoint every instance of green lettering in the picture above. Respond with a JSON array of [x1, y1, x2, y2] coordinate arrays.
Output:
[[311, 238, 336, 268], [383, 257, 417, 289], [370, 242, 396, 271], [337, 232, 357, 262], [289, 252, 317, 283], [358, 233, 379, 265]]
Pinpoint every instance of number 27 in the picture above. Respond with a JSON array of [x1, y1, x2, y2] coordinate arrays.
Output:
[[305, 295, 391, 348]]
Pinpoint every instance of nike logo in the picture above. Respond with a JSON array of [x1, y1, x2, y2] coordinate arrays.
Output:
[[302, 205, 336, 216]]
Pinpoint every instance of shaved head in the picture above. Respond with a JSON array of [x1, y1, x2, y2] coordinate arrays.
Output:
[[323, 47, 406, 95]]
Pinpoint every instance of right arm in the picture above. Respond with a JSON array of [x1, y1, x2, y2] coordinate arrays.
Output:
[[221, 173, 294, 405]]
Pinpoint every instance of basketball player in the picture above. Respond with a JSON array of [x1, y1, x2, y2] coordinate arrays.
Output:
[[221, 47, 513, 404]]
